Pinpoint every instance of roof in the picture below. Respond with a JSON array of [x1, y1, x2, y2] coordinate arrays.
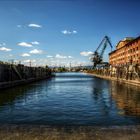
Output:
[[116, 37, 134, 49], [109, 36, 140, 55]]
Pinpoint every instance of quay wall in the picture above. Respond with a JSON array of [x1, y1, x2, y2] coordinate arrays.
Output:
[[0, 63, 52, 89], [86, 65, 140, 86]]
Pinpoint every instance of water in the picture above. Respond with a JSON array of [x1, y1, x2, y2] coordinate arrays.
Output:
[[0, 72, 140, 126]]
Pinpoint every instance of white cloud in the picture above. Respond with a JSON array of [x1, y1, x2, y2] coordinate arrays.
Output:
[[31, 41, 40, 45], [68, 56, 73, 58], [23, 59, 36, 63], [54, 54, 74, 59], [73, 30, 77, 34], [23, 60, 30, 63], [28, 23, 42, 28], [46, 55, 53, 58], [30, 49, 43, 54], [62, 30, 71, 35], [18, 42, 33, 47], [61, 30, 78, 35], [21, 53, 31, 57], [0, 47, 12, 52], [55, 54, 67, 59], [9, 54, 13, 57], [80, 51, 93, 56], [18, 41, 39, 47]]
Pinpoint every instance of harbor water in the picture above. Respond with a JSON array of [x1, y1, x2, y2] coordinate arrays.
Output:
[[0, 72, 140, 126]]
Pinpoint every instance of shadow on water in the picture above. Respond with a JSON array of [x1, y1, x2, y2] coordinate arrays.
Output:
[[0, 85, 32, 107], [0, 80, 50, 107]]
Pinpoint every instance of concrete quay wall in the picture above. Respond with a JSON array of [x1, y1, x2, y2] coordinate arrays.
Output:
[[0, 63, 52, 89], [86, 65, 140, 86]]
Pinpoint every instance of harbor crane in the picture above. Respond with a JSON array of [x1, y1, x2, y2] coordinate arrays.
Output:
[[91, 36, 113, 68]]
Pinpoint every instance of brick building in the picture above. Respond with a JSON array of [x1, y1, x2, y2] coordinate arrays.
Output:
[[109, 36, 140, 66]]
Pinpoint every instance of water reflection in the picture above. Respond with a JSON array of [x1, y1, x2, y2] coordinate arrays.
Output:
[[110, 81, 140, 116], [0, 73, 140, 125]]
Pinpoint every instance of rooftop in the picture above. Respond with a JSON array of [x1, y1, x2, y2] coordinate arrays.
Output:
[[109, 36, 140, 55]]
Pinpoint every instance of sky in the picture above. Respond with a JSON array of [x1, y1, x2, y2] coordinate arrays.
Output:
[[0, 0, 140, 67]]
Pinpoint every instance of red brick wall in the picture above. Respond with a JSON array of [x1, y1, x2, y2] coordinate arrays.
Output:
[[109, 38, 140, 66]]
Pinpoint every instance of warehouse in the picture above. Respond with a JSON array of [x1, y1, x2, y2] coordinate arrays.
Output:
[[109, 36, 140, 66]]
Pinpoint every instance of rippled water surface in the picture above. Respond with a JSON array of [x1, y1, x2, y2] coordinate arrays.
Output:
[[0, 72, 140, 126]]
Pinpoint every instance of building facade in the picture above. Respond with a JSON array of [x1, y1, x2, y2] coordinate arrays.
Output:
[[109, 36, 140, 66]]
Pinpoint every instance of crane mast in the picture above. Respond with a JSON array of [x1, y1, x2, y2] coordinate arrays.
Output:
[[91, 36, 113, 68]]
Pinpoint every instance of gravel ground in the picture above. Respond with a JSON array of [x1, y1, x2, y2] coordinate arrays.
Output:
[[0, 125, 140, 140]]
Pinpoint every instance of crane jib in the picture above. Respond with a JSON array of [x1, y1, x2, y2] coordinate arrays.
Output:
[[91, 36, 113, 68]]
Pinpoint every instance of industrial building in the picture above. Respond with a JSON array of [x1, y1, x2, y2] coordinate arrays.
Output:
[[109, 36, 140, 66]]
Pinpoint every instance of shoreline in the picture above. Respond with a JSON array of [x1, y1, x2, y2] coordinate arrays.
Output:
[[0, 76, 52, 90], [86, 72, 140, 87]]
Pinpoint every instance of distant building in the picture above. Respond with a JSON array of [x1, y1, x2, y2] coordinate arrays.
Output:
[[109, 36, 140, 66]]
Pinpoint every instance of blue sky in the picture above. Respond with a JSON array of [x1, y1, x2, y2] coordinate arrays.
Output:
[[0, 0, 139, 67]]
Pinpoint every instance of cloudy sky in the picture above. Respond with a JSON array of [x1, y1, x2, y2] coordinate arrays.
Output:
[[0, 0, 139, 67]]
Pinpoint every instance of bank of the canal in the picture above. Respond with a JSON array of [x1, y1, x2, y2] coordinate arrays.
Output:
[[87, 72, 140, 87], [85, 65, 140, 87], [0, 63, 52, 89]]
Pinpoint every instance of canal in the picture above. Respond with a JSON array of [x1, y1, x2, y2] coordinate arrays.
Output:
[[0, 72, 140, 126]]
